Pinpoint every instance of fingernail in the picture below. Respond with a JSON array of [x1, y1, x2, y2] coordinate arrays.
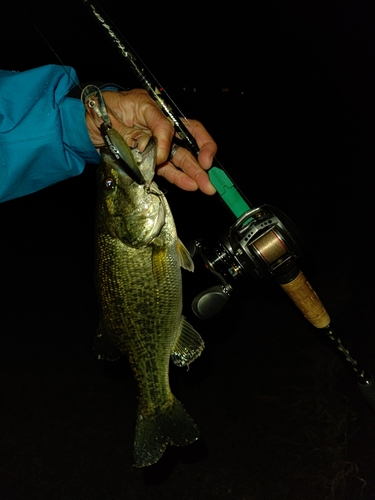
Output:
[[207, 182, 216, 195]]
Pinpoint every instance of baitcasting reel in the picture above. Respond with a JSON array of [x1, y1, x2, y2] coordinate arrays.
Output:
[[190, 204, 305, 320], [190, 204, 375, 408]]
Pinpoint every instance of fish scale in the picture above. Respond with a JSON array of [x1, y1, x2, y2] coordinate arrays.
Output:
[[95, 138, 205, 467], [97, 237, 180, 408]]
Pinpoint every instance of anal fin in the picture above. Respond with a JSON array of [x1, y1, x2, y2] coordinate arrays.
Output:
[[171, 317, 204, 367]]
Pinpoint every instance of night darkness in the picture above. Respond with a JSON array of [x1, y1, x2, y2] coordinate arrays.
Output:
[[2, 1, 375, 498]]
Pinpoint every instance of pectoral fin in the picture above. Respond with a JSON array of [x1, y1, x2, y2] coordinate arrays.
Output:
[[171, 317, 205, 367], [177, 239, 194, 272]]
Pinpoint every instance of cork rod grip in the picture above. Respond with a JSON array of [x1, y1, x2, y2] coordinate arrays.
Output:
[[279, 271, 330, 329]]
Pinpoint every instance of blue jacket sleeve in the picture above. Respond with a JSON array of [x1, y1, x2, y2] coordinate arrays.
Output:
[[0, 65, 100, 202]]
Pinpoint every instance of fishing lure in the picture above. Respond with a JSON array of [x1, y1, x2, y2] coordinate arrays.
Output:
[[81, 84, 146, 185]]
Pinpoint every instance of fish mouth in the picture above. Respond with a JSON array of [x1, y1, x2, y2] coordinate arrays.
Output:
[[130, 137, 157, 187]]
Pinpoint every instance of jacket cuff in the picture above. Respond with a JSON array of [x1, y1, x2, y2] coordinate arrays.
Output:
[[60, 95, 101, 165]]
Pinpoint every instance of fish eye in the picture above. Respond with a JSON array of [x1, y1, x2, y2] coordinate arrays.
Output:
[[103, 177, 115, 191]]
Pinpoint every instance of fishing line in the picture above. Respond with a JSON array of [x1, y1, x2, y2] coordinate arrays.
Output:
[[17, 1, 83, 88], [18, 0, 152, 183], [17, 2, 126, 94]]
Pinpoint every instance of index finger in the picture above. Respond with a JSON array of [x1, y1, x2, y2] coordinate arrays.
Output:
[[141, 102, 175, 165]]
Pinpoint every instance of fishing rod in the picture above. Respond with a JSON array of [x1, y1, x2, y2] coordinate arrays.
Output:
[[83, 0, 375, 410], [82, 0, 251, 220]]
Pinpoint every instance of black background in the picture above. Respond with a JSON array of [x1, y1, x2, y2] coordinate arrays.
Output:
[[2, 1, 375, 498]]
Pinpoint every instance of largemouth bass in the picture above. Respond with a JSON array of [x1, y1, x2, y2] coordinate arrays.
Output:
[[95, 136, 204, 467]]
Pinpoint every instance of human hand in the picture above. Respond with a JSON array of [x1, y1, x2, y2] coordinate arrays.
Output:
[[85, 89, 217, 195]]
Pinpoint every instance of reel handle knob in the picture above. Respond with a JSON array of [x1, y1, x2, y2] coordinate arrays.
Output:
[[192, 285, 232, 320]]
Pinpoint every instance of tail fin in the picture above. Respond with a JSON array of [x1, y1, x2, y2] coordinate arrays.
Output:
[[133, 396, 199, 467]]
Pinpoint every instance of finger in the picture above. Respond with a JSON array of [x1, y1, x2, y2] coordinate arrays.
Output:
[[140, 106, 174, 164], [166, 146, 216, 195], [157, 161, 215, 195], [156, 163, 200, 192]]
